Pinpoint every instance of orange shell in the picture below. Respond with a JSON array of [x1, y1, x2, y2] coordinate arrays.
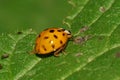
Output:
[[34, 28, 71, 54]]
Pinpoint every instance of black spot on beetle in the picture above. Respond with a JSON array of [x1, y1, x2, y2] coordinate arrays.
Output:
[[49, 30, 54, 33], [53, 35, 58, 39], [38, 34, 41, 37], [57, 30, 62, 32], [42, 45, 47, 51], [63, 33, 65, 36], [44, 36, 49, 39], [60, 40, 63, 44], [51, 44, 55, 48]]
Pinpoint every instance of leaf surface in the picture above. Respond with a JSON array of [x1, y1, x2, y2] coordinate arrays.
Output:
[[0, 0, 120, 80]]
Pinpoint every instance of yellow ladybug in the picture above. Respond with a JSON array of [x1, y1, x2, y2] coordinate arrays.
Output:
[[34, 28, 72, 56]]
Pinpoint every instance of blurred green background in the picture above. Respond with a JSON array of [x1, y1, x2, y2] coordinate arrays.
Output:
[[0, 0, 71, 34]]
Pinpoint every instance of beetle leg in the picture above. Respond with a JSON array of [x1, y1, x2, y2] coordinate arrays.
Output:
[[54, 44, 66, 56]]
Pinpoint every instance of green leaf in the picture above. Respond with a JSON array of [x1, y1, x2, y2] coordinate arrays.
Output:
[[0, 0, 120, 80]]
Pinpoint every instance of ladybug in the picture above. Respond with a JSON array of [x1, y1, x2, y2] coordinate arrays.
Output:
[[34, 28, 72, 56]]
